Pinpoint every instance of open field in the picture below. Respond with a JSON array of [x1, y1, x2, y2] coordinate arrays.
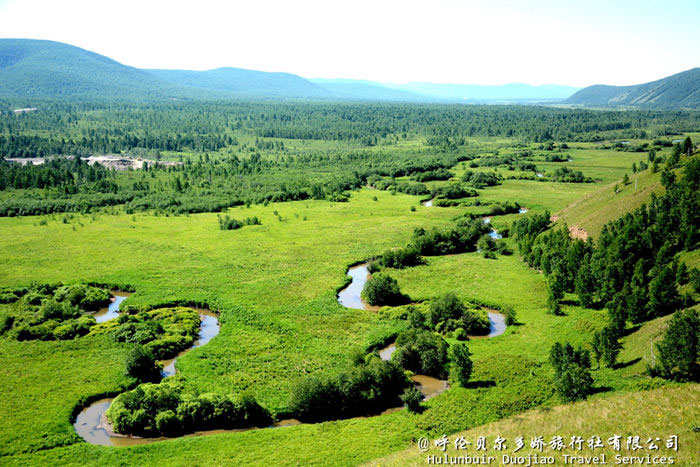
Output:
[[369, 385, 700, 466], [0, 102, 698, 465]]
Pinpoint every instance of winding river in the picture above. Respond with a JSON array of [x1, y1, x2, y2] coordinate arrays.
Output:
[[74, 297, 225, 446], [77, 205, 525, 446], [484, 207, 528, 240]]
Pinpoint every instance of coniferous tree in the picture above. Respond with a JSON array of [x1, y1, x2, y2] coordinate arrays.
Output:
[[574, 256, 597, 308], [648, 263, 681, 319], [595, 325, 622, 368], [682, 136, 693, 156], [655, 308, 699, 381], [627, 260, 649, 324]]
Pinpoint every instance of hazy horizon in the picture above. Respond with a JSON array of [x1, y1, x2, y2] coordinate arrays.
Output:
[[1, 0, 698, 88]]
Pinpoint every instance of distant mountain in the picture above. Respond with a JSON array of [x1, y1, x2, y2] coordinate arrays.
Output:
[[386, 82, 581, 102], [0, 39, 181, 99], [564, 68, 700, 108], [311, 79, 580, 102], [11, 38, 697, 107], [148, 68, 333, 100], [309, 78, 436, 102]]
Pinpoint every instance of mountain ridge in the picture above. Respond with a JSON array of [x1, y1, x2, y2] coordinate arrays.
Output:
[[1, 38, 697, 107], [0, 39, 580, 102], [564, 68, 700, 108]]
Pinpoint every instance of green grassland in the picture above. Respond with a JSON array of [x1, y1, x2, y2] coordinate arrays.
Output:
[[0, 129, 697, 464], [369, 385, 700, 466], [554, 151, 694, 239]]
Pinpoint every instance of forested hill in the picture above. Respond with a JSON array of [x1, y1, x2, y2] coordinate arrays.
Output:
[[565, 68, 700, 108], [0, 39, 577, 102], [0, 39, 185, 100], [2, 38, 697, 106]]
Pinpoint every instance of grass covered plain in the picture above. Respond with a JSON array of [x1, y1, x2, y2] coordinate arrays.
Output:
[[1, 133, 698, 465], [369, 385, 700, 466]]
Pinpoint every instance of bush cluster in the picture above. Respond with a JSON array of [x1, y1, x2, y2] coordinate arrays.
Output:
[[432, 184, 478, 200], [288, 358, 409, 422], [361, 274, 408, 306], [462, 171, 502, 188], [1, 283, 112, 341], [412, 168, 453, 182], [411, 218, 491, 256], [106, 382, 271, 437], [429, 292, 490, 335], [106, 307, 200, 359], [549, 342, 593, 402], [218, 214, 261, 230], [374, 246, 422, 270], [392, 328, 448, 378]]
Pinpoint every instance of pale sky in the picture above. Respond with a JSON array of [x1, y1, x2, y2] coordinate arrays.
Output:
[[0, 0, 698, 87]]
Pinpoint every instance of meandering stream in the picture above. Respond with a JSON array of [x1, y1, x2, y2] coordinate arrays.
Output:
[[77, 206, 524, 446], [484, 207, 528, 240], [74, 297, 224, 446]]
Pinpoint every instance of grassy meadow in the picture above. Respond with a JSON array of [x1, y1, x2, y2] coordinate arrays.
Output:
[[0, 128, 698, 465]]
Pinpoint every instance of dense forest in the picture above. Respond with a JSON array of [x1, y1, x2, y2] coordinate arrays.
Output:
[[1, 102, 698, 217], [1, 101, 698, 154]]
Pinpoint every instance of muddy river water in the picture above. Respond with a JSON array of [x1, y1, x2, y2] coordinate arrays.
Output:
[[74, 298, 227, 446]]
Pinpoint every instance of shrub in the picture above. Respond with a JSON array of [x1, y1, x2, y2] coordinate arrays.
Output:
[[477, 234, 496, 252], [288, 359, 409, 422], [407, 307, 428, 329], [502, 305, 517, 325], [0, 292, 19, 304], [394, 328, 448, 378], [155, 410, 181, 436], [0, 313, 14, 334], [125, 345, 161, 382], [362, 274, 407, 306], [328, 192, 350, 202], [401, 386, 423, 413], [218, 215, 242, 230], [453, 328, 468, 341], [377, 246, 422, 269], [450, 342, 473, 386]]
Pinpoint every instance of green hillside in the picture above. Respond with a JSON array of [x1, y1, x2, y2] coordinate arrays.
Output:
[[0, 39, 181, 100], [555, 141, 698, 239], [565, 68, 700, 108], [369, 385, 700, 466]]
